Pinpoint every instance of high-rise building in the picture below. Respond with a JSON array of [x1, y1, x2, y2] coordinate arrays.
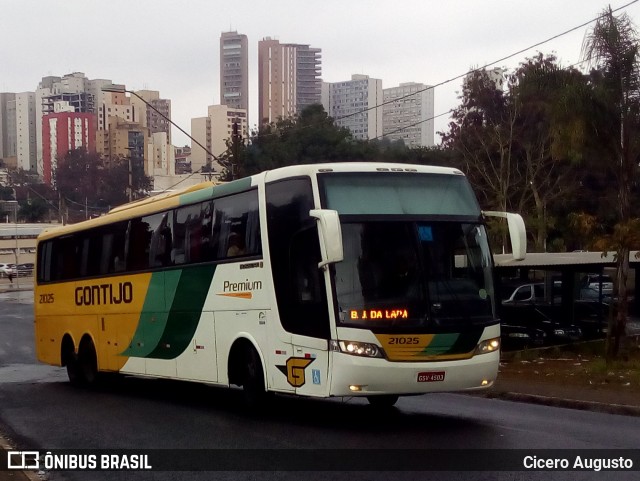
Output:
[[15, 92, 37, 172], [220, 31, 249, 116], [383, 82, 434, 147], [42, 112, 96, 185], [129, 90, 172, 144], [98, 88, 135, 132], [0, 93, 17, 161], [258, 37, 322, 124], [322, 75, 383, 141], [190, 105, 248, 173], [147, 131, 175, 177], [96, 116, 148, 169], [35, 73, 103, 177]]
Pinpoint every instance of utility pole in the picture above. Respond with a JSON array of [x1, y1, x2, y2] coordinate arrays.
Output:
[[126, 147, 134, 202], [128, 155, 133, 202], [231, 121, 241, 180]]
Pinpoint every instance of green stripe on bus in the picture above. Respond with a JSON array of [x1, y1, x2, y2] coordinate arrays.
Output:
[[448, 328, 483, 353], [147, 263, 216, 359], [121, 270, 182, 358], [419, 329, 484, 356], [180, 177, 253, 205], [420, 333, 461, 356]]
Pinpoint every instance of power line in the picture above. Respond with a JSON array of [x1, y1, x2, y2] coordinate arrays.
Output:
[[360, 2, 640, 140], [332, 0, 639, 124]]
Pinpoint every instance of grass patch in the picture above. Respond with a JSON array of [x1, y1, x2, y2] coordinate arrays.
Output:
[[500, 336, 640, 391]]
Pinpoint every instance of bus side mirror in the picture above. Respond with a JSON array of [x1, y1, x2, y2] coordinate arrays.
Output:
[[482, 211, 527, 261], [309, 209, 344, 269]]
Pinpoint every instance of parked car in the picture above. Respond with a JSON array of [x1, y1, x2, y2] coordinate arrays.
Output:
[[502, 303, 582, 344], [581, 273, 614, 296], [16, 263, 34, 276], [502, 283, 546, 304], [501, 283, 582, 345], [579, 286, 613, 303], [0, 263, 16, 278], [574, 299, 609, 339], [501, 323, 546, 351]]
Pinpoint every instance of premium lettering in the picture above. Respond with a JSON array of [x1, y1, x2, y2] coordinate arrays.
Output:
[[223, 279, 262, 292], [75, 282, 133, 306]]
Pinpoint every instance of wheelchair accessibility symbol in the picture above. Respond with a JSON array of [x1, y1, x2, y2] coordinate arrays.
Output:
[[312, 369, 321, 385]]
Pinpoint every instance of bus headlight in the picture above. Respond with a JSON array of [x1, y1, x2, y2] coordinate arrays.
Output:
[[330, 340, 383, 358], [475, 337, 500, 355]]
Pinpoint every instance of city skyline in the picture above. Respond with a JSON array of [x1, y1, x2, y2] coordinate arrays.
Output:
[[2, 0, 639, 149]]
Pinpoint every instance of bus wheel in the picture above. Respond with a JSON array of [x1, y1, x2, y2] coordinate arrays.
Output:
[[367, 395, 399, 408], [62, 338, 81, 386], [77, 338, 98, 386], [242, 347, 269, 409]]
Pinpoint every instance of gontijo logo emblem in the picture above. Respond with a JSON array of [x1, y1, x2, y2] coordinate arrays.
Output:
[[277, 357, 315, 387], [217, 279, 262, 299]]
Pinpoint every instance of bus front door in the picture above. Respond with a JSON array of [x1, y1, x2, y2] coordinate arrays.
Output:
[[292, 335, 330, 397]]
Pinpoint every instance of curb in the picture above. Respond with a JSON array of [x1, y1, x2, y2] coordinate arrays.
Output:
[[480, 390, 640, 417], [0, 437, 44, 481], [0, 287, 33, 295]]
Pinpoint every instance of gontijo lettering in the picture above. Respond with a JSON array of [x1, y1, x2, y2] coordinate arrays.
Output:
[[75, 282, 133, 306]]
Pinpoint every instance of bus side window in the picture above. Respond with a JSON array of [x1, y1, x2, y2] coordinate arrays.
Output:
[[54, 236, 80, 281], [37, 240, 53, 283], [102, 222, 127, 274], [266, 178, 330, 339], [212, 190, 261, 260], [290, 227, 323, 303], [173, 201, 210, 265], [148, 212, 172, 268]]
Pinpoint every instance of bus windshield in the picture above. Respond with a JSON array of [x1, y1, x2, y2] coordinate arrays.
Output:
[[320, 173, 495, 330], [333, 221, 495, 330]]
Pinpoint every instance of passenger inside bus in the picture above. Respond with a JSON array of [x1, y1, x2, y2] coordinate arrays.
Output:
[[226, 231, 245, 257]]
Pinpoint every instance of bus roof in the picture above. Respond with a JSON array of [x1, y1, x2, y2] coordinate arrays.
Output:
[[36, 162, 466, 241], [263, 162, 465, 182]]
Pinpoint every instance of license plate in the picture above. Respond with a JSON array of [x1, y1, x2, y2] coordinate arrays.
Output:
[[417, 371, 445, 382]]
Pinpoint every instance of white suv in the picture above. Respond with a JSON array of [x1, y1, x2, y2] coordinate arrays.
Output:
[[0, 263, 17, 278]]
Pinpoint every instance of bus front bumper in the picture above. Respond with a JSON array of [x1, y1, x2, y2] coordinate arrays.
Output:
[[329, 351, 500, 397]]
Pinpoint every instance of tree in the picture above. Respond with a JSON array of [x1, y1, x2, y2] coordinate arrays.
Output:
[[18, 198, 49, 222], [55, 148, 152, 222], [442, 59, 594, 253], [510, 54, 588, 250], [100, 155, 152, 206], [217, 105, 357, 179], [0, 186, 14, 201], [55, 148, 103, 202], [582, 6, 640, 360], [442, 69, 520, 214]]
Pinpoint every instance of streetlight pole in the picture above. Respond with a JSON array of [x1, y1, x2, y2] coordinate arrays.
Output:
[[101, 85, 218, 168]]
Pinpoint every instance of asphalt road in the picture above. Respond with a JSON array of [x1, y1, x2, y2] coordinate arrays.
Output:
[[1, 294, 640, 481]]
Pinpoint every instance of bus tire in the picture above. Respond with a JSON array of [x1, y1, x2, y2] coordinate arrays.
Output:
[[242, 346, 270, 410], [62, 337, 81, 386], [77, 337, 98, 386], [367, 395, 399, 408]]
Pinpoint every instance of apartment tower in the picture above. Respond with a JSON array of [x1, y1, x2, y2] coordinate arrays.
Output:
[[258, 37, 322, 124], [322, 75, 383, 141], [190, 105, 248, 173], [220, 31, 249, 116], [0, 93, 17, 161], [382, 82, 435, 147]]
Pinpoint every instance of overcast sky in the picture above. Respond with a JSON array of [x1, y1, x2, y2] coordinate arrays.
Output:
[[3, 0, 640, 150]]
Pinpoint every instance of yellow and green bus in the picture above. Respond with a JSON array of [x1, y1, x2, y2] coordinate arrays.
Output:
[[35, 162, 525, 407]]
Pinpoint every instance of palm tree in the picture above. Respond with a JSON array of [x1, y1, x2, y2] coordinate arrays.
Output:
[[582, 6, 640, 360]]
